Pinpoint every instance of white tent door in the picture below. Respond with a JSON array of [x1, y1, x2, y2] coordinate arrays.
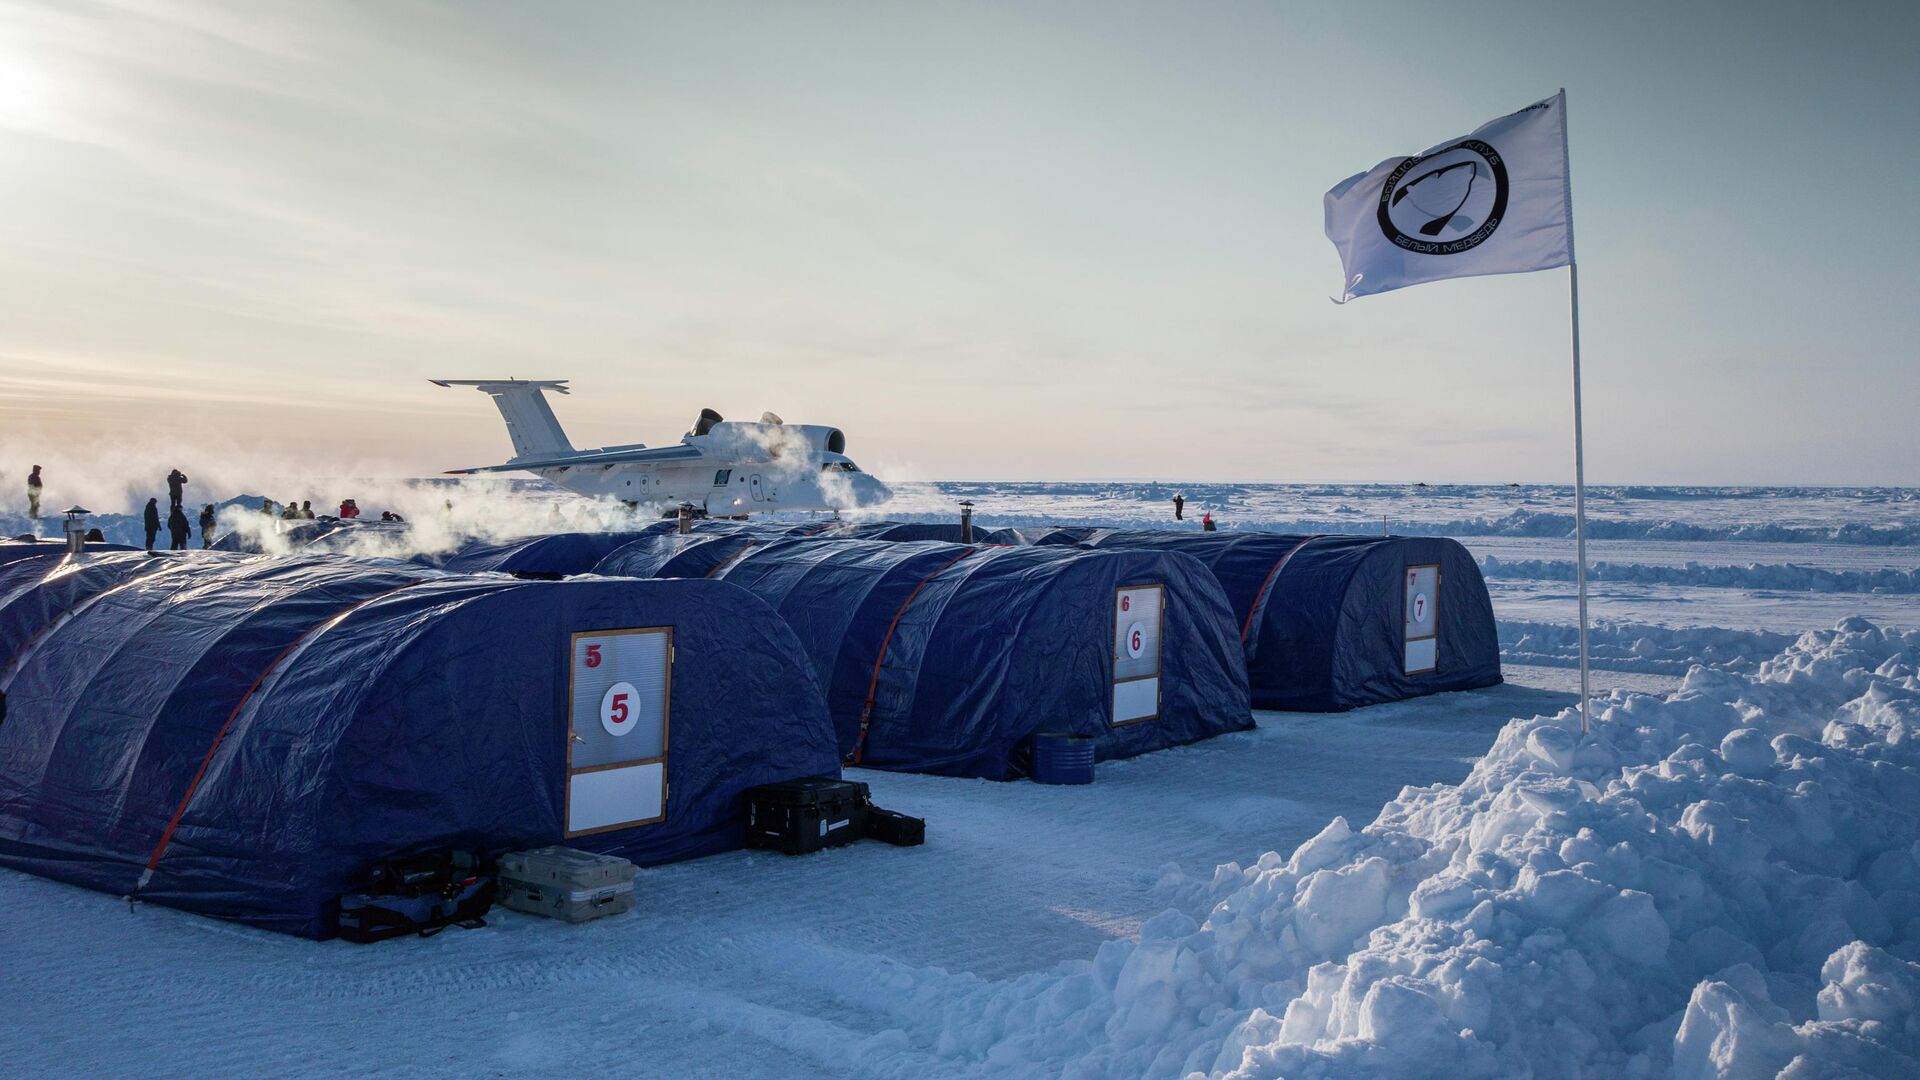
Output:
[[1112, 585, 1164, 725], [567, 627, 671, 837], [1404, 565, 1440, 674]]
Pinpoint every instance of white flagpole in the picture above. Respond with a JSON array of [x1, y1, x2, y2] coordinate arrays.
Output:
[[1560, 88, 1592, 736]]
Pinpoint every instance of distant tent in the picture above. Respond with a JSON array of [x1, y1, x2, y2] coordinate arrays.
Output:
[[826, 521, 978, 543], [0, 553, 839, 938], [993, 526, 1101, 547], [680, 539, 1252, 779], [595, 533, 767, 580], [209, 519, 335, 553], [669, 519, 844, 539], [415, 531, 657, 577], [0, 540, 137, 565], [1079, 531, 1501, 711], [298, 519, 412, 554]]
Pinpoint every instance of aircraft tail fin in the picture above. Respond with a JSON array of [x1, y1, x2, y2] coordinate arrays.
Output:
[[431, 379, 575, 461]]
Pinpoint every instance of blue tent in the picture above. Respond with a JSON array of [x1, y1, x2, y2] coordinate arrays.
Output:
[[1078, 531, 1501, 711], [692, 539, 1252, 779], [209, 519, 335, 552], [596, 533, 767, 580], [0, 540, 138, 565], [827, 521, 978, 543], [993, 526, 1100, 547], [0, 553, 839, 938], [416, 531, 657, 577], [0, 552, 199, 682]]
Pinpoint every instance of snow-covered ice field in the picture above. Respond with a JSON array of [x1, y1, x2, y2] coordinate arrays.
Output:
[[2, 482, 1916, 1078]]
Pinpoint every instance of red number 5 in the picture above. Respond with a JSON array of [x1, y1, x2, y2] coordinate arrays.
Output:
[[585, 644, 602, 668], [609, 693, 629, 723]]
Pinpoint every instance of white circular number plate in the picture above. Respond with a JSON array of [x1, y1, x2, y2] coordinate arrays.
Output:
[[1413, 593, 1429, 622], [1126, 621, 1146, 659], [601, 681, 640, 737]]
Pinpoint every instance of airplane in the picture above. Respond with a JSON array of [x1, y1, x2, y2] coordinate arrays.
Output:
[[432, 378, 892, 516]]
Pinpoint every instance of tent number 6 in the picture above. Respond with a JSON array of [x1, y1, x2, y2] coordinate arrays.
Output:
[[1121, 596, 1131, 612]]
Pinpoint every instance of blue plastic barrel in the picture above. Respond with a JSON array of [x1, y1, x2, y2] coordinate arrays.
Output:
[[1030, 732, 1095, 785]]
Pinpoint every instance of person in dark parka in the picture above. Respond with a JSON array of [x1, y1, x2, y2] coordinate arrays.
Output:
[[167, 503, 190, 550], [143, 498, 161, 552], [1173, 493, 1185, 521], [198, 504, 217, 548], [166, 469, 188, 509]]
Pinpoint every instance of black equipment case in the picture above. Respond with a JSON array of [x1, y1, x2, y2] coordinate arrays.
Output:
[[864, 807, 925, 847], [744, 777, 870, 855]]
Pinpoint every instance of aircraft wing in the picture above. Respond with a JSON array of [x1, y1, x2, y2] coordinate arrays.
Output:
[[446, 443, 706, 475]]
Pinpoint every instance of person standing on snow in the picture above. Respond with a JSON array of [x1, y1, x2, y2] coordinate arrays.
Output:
[[1173, 493, 1185, 521], [143, 498, 161, 552], [338, 499, 360, 519], [198, 504, 217, 548], [281, 499, 301, 521], [299, 500, 315, 520], [1202, 510, 1216, 532], [26, 465, 42, 523], [166, 503, 190, 550], [166, 469, 188, 510]]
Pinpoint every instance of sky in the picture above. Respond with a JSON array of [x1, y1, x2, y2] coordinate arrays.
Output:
[[0, 0, 1915, 486]]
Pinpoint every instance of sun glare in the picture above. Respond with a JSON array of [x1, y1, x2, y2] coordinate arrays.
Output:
[[0, 56, 51, 130]]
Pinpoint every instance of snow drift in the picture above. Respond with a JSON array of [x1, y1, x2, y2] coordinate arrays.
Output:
[[917, 620, 1920, 1078]]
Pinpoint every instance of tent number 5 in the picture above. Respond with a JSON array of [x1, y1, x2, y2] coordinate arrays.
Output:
[[600, 681, 639, 736], [585, 644, 602, 669]]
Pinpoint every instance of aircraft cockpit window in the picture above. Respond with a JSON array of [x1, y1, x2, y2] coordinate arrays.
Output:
[[713, 469, 732, 486], [822, 462, 861, 473]]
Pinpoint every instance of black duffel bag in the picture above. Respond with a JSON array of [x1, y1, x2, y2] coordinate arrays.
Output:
[[337, 850, 496, 943]]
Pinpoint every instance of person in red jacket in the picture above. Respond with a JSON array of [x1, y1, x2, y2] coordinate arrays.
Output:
[[338, 498, 360, 519]]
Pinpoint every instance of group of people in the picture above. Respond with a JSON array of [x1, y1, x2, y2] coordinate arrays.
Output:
[[138, 469, 197, 551], [23, 466, 410, 551]]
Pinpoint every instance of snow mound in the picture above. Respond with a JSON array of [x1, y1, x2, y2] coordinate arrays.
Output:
[[930, 620, 1920, 1078]]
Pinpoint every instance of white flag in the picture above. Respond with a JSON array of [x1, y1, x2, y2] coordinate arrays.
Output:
[[1324, 91, 1572, 302]]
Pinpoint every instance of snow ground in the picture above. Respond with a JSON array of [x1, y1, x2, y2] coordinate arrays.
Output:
[[0, 672, 1614, 1079], [1, 483, 1915, 1077]]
